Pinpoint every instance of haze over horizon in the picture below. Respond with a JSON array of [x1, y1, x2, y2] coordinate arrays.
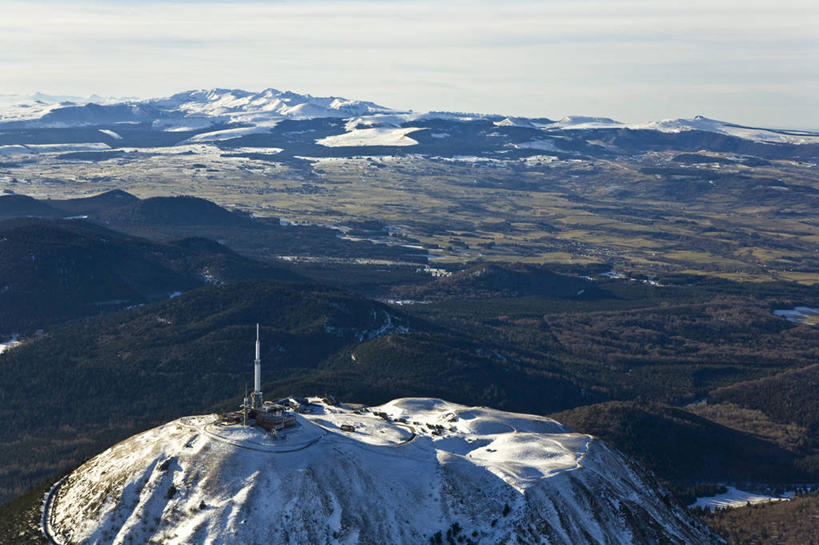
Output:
[[1, 0, 817, 129]]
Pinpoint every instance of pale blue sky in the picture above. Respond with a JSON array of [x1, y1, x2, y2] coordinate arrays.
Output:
[[1, 0, 817, 127]]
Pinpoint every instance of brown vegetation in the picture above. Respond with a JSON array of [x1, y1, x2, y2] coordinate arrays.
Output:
[[700, 493, 819, 545]]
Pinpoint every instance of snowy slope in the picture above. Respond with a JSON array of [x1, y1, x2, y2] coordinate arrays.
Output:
[[634, 116, 819, 145], [0, 93, 127, 123], [530, 115, 819, 145], [45, 398, 722, 545], [317, 127, 425, 147], [148, 88, 390, 133], [152, 89, 386, 120], [0, 89, 390, 133], [543, 116, 626, 130]]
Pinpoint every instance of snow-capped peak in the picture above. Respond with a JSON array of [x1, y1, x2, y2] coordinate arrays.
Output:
[[44, 397, 723, 545], [149, 88, 389, 121]]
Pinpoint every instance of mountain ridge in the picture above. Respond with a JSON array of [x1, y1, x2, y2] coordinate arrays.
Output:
[[1, 88, 816, 145]]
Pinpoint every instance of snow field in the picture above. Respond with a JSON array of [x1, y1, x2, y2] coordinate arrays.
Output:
[[693, 486, 795, 510], [316, 127, 425, 147]]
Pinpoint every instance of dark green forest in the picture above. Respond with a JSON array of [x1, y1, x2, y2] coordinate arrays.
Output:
[[0, 197, 816, 545]]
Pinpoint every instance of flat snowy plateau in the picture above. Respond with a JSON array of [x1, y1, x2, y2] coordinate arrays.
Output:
[[45, 398, 722, 545]]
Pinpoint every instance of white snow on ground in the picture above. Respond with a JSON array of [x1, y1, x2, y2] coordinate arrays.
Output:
[[150, 88, 389, 127], [222, 146, 283, 155], [152, 117, 218, 132], [316, 127, 425, 147], [342, 111, 483, 134], [179, 124, 278, 144], [521, 154, 559, 165], [544, 116, 626, 130], [773, 306, 819, 326], [0, 145, 30, 156], [436, 155, 505, 163], [636, 116, 819, 145], [46, 397, 722, 545], [0, 93, 127, 120], [507, 139, 559, 152], [0, 143, 110, 155], [118, 144, 223, 156], [693, 486, 795, 510], [529, 114, 819, 145], [0, 100, 66, 122], [494, 117, 537, 128], [0, 333, 20, 355], [1, 90, 816, 146], [98, 129, 122, 140], [343, 112, 419, 132]]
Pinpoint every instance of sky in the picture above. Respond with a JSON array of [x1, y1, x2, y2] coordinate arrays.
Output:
[[1, 0, 817, 128]]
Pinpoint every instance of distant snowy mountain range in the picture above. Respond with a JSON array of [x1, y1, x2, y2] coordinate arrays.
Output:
[[0, 88, 817, 167], [1, 88, 817, 146], [0, 89, 386, 131]]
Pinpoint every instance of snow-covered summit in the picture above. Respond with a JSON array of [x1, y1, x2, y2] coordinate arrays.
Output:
[[44, 397, 722, 545], [0, 88, 391, 131], [537, 114, 819, 144], [0, 93, 129, 123], [635, 115, 819, 145], [151, 88, 389, 121], [545, 116, 626, 130]]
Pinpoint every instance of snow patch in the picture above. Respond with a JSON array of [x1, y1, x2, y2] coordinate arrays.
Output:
[[98, 129, 122, 140], [316, 127, 425, 147], [180, 124, 277, 144], [693, 486, 794, 510], [0, 333, 21, 355], [0, 142, 110, 155], [773, 306, 819, 326], [494, 117, 537, 128], [545, 116, 625, 130], [507, 139, 559, 152]]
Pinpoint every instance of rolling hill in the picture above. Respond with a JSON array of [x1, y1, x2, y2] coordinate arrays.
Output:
[[551, 401, 817, 487], [0, 218, 301, 335], [0, 191, 429, 265]]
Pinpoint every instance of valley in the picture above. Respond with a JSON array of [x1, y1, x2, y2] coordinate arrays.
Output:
[[4, 151, 817, 284]]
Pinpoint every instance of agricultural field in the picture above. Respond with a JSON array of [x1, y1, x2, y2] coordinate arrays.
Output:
[[3, 149, 817, 284]]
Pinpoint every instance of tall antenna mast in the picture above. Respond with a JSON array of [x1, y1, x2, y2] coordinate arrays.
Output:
[[251, 323, 263, 409]]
